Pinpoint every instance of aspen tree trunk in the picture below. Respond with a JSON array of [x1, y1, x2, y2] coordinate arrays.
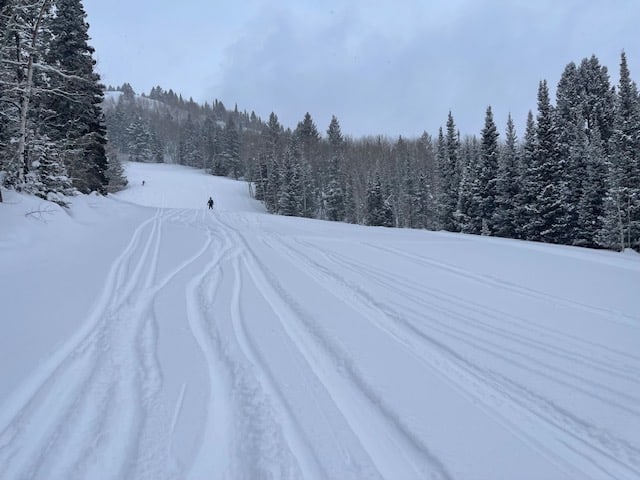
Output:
[[15, 0, 50, 184]]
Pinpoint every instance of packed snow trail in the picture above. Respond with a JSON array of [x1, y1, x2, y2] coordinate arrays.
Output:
[[1, 162, 639, 479]]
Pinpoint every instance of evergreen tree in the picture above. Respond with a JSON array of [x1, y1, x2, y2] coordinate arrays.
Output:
[[555, 62, 584, 243], [23, 128, 75, 205], [263, 112, 282, 212], [365, 174, 393, 226], [344, 174, 357, 223], [295, 112, 321, 215], [179, 114, 202, 167], [222, 117, 241, 178], [253, 154, 268, 202], [437, 112, 460, 231], [417, 131, 437, 185], [519, 110, 538, 240], [578, 55, 616, 150], [400, 154, 418, 228], [126, 117, 152, 162], [296, 112, 320, 163], [600, 52, 640, 250], [149, 129, 164, 163], [45, 0, 108, 193], [455, 136, 481, 233], [576, 128, 607, 247], [415, 172, 433, 229], [104, 144, 127, 193], [325, 115, 345, 221], [493, 114, 521, 238], [477, 106, 500, 234], [299, 158, 316, 218], [325, 176, 345, 221], [202, 116, 217, 173], [533, 80, 567, 243], [278, 138, 302, 216], [104, 97, 130, 152]]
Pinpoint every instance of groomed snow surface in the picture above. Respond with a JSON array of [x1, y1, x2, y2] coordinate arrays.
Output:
[[1, 162, 639, 480]]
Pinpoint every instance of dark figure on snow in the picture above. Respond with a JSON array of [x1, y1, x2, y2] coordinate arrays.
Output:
[[207, 197, 214, 209], [142, 180, 145, 186]]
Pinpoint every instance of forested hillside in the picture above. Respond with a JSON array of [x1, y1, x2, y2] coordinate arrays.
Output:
[[0, 1, 638, 251], [102, 53, 640, 252]]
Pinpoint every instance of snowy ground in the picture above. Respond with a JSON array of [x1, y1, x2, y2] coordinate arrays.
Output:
[[1, 162, 639, 480]]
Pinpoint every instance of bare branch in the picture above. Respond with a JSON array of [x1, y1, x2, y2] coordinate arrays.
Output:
[[32, 62, 95, 85], [24, 204, 58, 221]]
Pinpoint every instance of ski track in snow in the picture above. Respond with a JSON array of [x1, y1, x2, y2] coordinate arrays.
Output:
[[259, 230, 640, 479], [216, 214, 453, 480], [364, 241, 640, 329], [0, 208, 214, 479], [2, 167, 639, 480], [184, 218, 310, 480]]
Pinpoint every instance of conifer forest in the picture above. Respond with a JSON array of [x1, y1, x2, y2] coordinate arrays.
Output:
[[1, 1, 639, 253]]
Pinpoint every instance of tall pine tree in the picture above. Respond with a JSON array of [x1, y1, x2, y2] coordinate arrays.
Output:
[[45, 0, 108, 193], [493, 114, 521, 238], [478, 106, 499, 234], [437, 112, 460, 231], [532, 80, 567, 243], [600, 52, 640, 250], [325, 115, 345, 221]]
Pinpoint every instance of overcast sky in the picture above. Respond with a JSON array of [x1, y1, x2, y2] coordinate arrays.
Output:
[[83, 0, 639, 139]]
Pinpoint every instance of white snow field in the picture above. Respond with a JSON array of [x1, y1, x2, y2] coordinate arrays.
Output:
[[1, 162, 640, 480]]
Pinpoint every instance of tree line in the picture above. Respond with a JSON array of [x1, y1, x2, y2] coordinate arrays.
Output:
[[0, 3, 637, 252], [103, 53, 639, 252]]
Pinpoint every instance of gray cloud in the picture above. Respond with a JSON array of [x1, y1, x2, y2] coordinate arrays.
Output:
[[85, 0, 639, 139]]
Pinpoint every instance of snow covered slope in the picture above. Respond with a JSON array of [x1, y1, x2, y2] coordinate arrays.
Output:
[[1, 162, 639, 480]]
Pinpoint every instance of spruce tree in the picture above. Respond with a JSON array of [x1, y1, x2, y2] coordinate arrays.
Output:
[[493, 114, 521, 238], [578, 55, 616, 150], [296, 112, 320, 164], [149, 130, 164, 163], [104, 145, 127, 193], [299, 158, 316, 218], [253, 154, 269, 202], [600, 52, 640, 250], [262, 112, 282, 212], [437, 113, 460, 231], [179, 114, 202, 167], [366, 174, 393, 226], [519, 111, 538, 240], [127, 117, 152, 162], [222, 117, 241, 178], [325, 115, 345, 221], [45, 0, 108, 194], [533, 80, 567, 243], [400, 154, 418, 228], [415, 172, 433, 229], [455, 136, 481, 234], [202, 116, 217, 173], [478, 106, 499, 234], [278, 138, 302, 216], [555, 62, 584, 243], [344, 174, 357, 223], [576, 129, 607, 247], [295, 112, 321, 216], [23, 129, 75, 205]]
